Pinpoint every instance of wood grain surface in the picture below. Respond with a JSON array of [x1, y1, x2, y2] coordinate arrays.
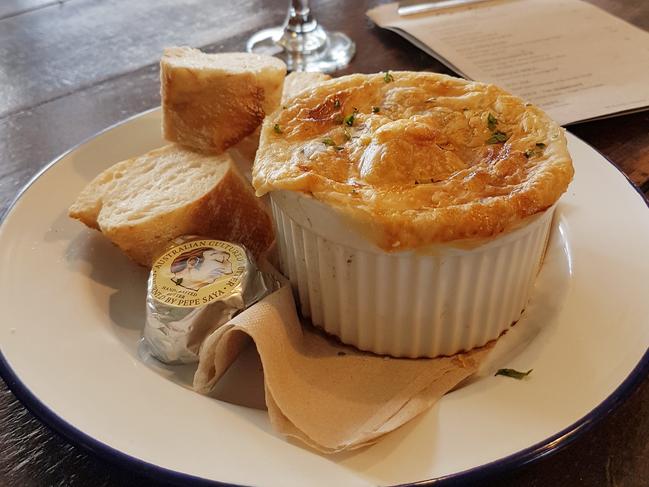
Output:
[[0, 0, 648, 486]]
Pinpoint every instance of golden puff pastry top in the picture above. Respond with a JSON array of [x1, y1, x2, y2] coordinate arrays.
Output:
[[253, 72, 573, 250]]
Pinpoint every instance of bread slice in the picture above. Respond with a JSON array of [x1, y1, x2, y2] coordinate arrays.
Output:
[[69, 144, 274, 266], [282, 72, 332, 103], [161, 47, 286, 154]]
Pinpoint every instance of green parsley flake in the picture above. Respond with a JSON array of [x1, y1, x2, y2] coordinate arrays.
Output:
[[486, 131, 509, 144], [344, 108, 358, 127], [273, 124, 282, 134], [383, 71, 394, 83], [495, 368, 533, 380], [487, 113, 498, 131], [322, 138, 344, 151], [525, 143, 547, 158], [372, 106, 380, 113]]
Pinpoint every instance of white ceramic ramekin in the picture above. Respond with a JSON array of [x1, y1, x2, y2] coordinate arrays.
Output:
[[270, 191, 555, 358]]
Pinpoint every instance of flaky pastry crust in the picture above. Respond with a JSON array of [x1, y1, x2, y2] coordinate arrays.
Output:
[[253, 72, 573, 250]]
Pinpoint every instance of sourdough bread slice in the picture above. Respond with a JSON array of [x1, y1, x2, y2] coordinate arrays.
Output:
[[69, 144, 274, 266], [161, 47, 286, 154]]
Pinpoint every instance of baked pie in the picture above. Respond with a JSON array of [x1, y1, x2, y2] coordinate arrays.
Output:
[[253, 72, 573, 358]]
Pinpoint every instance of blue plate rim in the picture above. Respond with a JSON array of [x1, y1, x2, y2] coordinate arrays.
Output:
[[0, 110, 648, 486]]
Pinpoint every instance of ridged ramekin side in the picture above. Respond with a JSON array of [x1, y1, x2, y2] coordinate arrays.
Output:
[[271, 195, 554, 358]]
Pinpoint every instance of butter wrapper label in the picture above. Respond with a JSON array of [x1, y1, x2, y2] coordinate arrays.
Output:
[[150, 239, 247, 308]]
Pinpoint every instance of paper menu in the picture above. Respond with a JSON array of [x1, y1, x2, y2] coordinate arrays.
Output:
[[367, 0, 649, 125]]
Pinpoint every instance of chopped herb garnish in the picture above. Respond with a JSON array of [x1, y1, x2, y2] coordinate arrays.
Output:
[[322, 137, 343, 151], [334, 98, 341, 109], [372, 106, 380, 113], [273, 123, 283, 134], [525, 143, 547, 158], [344, 108, 358, 127], [343, 129, 352, 141], [487, 113, 498, 131], [383, 71, 394, 83], [486, 131, 509, 144], [495, 368, 533, 380]]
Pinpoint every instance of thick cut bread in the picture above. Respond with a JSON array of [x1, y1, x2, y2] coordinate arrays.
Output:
[[161, 47, 286, 154], [282, 72, 331, 103], [69, 144, 274, 266]]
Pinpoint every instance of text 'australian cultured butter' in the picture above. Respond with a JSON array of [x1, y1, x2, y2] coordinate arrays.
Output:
[[143, 235, 278, 364]]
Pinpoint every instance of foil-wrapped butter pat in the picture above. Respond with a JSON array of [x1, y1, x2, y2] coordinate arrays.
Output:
[[144, 236, 278, 364]]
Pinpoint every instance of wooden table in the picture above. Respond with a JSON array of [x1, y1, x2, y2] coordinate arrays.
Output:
[[0, 0, 647, 485]]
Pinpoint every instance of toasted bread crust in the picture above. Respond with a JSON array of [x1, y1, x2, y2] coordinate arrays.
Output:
[[161, 47, 286, 154], [188, 168, 274, 258]]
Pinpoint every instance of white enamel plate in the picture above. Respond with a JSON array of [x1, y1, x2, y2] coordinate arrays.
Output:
[[1, 109, 648, 486]]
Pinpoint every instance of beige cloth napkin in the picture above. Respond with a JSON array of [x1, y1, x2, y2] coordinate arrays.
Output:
[[194, 284, 492, 454]]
